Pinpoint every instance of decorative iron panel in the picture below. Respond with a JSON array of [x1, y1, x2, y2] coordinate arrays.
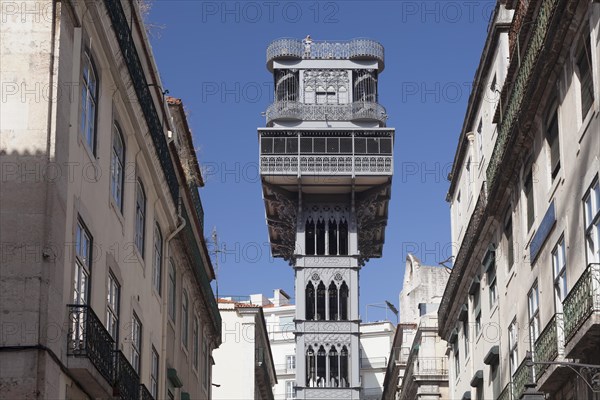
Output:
[[563, 263, 600, 343], [266, 101, 386, 125], [115, 351, 140, 400]]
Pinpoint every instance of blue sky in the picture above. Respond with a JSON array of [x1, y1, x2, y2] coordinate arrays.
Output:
[[148, 1, 493, 321]]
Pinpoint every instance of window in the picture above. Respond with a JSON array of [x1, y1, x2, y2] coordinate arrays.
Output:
[[528, 282, 540, 349], [168, 261, 176, 321], [477, 119, 483, 162], [524, 168, 535, 232], [463, 318, 470, 358], [576, 33, 594, 119], [457, 191, 462, 218], [135, 180, 146, 255], [504, 213, 514, 269], [473, 284, 481, 337], [106, 273, 120, 340], [152, 223, 163, 294], [80, 51, 98, 152], [546, 108, 560, 180], [466, 156, 472, 201], [193, 317, 199, 370], [151, 347, 159, 398], [552, 238, 567, 310], [508, 319, 518, 375], [285, 380, 295, 399], [454, 342, 460, 378], [131, 313, 142, 374], [484, 249, 497, 309], [202, 337, 209, 389], [286, 355, 296, 372], [182, 290, 189, 348], [74, 219, 92, 305], [584, 179, 600, 264], [111, 124, 125, 210]]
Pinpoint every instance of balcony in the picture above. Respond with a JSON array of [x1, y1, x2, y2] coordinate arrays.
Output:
[[114, 350, 141, 400], [265, 101, 387, 126], [140, 384, 154, 400], [266, 38, 384, 71], [497, 382, 512, 400], [511, 358, 531, 400], [67, 305, 116, 396], [562, 263, 600, 355], [260, 154, 392, 176], [534, 313, 565, 384]]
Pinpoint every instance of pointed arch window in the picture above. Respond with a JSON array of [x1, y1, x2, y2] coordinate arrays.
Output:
[[305, 282, 315, 321], [328, 218, 338, 255], [340, 346, 349, 387], [328, 282, 338, 321], [317, 346, 327, 386], [316, 218, 326, 255], [339, 281, 349, 321], [328, 347, 339, 387], [339, 218, 348, 255], [316, 281, 326, 320], [306, 346, 316, 387], [305, 218, 315, 255], [135, 180, 146, 255]]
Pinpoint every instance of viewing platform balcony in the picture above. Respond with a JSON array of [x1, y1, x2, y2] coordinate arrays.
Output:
[[265, 101, 387, 126], [267, 38, 385, 71]]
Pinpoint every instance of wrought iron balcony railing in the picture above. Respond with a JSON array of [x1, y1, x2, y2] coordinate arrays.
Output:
[[485, 0, 559, 193], [267, 38, 384, 69], [497, 382, 512, 400], [67, 304, 116, 384], [534, 313, 564, 378], [140, 384, 154, 400], [260, 155, 392, 176], [104, 0, 179, 203], [512, 358, 531, 400], [114, 350, 140, 400], [563, 263, 600, 343], [188, 183, 205, 234], [265, 101, 387, 125], [181, 207, 222, 335]]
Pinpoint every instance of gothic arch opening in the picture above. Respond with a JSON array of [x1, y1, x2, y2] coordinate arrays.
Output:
[[317, 346, 327, 387], [340, 346, 349, 387], [328, 281, 338, 321], [316, 281, 326, 320], [316, 218, 326, 255], [328, 218, 338, 255], [306, 282, 315, 321], [306, 346, 316, 387], [339, 281, 349, 321], [339, 218, 348, 255], [329, 346, 339, 387], [305, 218, 315, 255]]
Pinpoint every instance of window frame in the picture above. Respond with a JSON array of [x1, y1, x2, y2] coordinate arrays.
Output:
[[168, 260, 176, 322], [74, 219, 92, 305], [508, 319, 518, 376], [575, 31, 595, 121], [193, 316, 199, 371], [106, 272, 120, 341], [151, 346, 159, 398], [545, 105, 561, 181], [552, 237, 567, 311], [152, 223, 163, 295], [584, 178, 600, 264], [131, 312, 142, 374], [182, 289, 189, 349], [79, 50, 98, 154], [135, 179, 147, 256], [524, 167, 535, 232], [528, 282, 540, 350], [111, 123, 125, 210]]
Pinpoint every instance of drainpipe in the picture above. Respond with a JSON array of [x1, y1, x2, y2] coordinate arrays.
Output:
[[160, 193, 186, 395]]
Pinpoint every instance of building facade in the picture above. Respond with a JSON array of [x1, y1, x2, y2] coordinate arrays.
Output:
[[236, 290, 395, 399], [440, 0, 599, 399], [212, 299, 277, 400], [1, 2, 220, 399], [382, 254, 449, 400], [259, 37, 394, 399]]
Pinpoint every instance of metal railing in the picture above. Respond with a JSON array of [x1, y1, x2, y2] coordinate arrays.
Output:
[[412, 357, 448, 376], [188, 183, 204, 234], [114, 350, 140, 400], [265, 101, 387, 125], [103, 0, 179, 203], [486, 0, 559, 193], [497, 382, 512, 400], [512, 358, 531, 400], [67, 304, 116, 384], [534, 313, 564, 378], [563, 263, 600, 343], [181, 207, 222, 335], [140, 384, 154, 400], [267, 38, 384, 68], [260, 155, 392, 175]]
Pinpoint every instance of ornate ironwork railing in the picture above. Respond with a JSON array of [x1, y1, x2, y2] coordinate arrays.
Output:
[[181, 207, 222, 335], [67, 304, 115, 384], [497, 382, 512, 400], [188, 183, 204, 234], [485, 0, 559, 193], [534, 313, 564, 378], [267, 38, 384, 68], [140, 384, 154, 400], [114, 350, 140, 400], [265, 101, 387, 125], [413, 357, 448, 376], [563, 263, 600, 343], [260, 155, 392, 175], [104, 0, 179, 203], [512, 358, 531, 400]]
